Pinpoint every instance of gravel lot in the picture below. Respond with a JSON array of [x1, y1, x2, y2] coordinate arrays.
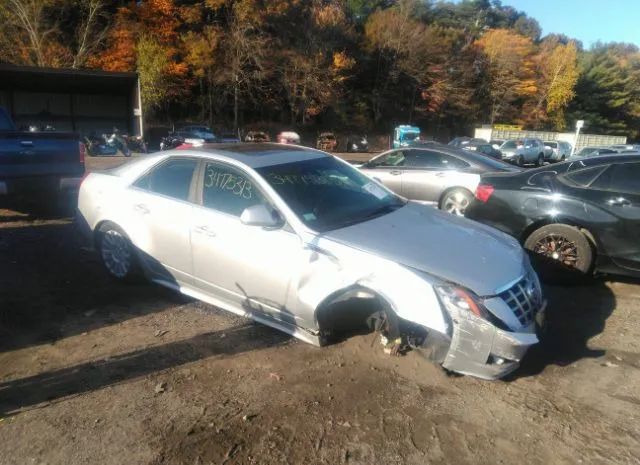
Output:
[[0, 154, 639, 465]]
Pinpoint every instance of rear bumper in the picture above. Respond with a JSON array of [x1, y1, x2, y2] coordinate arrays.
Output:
[[0, 175, 83, 196]]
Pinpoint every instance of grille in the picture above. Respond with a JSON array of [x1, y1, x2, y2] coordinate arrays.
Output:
[[498, 275, 541, 326]]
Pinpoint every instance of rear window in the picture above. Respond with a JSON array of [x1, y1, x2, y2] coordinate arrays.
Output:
[[545, 142, 557, 148]]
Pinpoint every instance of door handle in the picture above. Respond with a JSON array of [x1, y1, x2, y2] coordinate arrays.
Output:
[[194, 225, 217, 237], [389, 170, 402, 175], [20, 141, 34, 146], [607, 197, 631, 207], [435, 172, 446, 177], [133, 203, 150, 214]]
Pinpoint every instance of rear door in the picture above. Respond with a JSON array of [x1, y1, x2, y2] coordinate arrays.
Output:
[[359, 150, 406, 195], [127, 157, 199, 284], [583, 162, 640, 271], [402, 149, 473, 203]]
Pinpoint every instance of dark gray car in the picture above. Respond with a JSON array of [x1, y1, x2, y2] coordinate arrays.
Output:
[[359, 146, 518, 216]]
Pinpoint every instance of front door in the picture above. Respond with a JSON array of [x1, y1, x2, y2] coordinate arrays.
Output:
[[587, 162, 640, 271], [190, 160, 305, 325]]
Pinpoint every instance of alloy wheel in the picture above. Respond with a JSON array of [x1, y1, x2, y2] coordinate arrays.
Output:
[[101, 229, 132, 278], [533, 233, 579, 268], [443, 191, 470, 216]]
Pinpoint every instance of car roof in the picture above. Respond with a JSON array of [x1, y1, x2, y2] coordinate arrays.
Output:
[[166, 142, 327, 169], [562, 153, 640, 167], [395, 145, 517, 171]]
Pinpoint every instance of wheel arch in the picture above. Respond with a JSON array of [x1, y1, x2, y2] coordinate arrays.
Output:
[[520, 217, 600, 252], [313, 284, 402, 346]]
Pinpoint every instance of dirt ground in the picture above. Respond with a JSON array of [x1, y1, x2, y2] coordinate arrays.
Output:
[[1, 154, 639, 465]]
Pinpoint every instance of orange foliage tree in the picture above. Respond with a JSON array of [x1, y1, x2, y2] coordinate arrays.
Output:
[[475, 28, 537, 124]]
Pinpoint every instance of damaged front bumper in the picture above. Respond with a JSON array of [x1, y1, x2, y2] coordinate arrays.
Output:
[[440, 302, 545, 380]]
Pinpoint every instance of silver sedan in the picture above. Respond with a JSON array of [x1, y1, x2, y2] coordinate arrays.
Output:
[[359, 146, 518, 216], [78, 144, 544, 380]]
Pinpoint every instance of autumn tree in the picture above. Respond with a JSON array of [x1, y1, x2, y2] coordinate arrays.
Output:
[[88, 5, 136, 71], [269, 0, 355, 125], [0, 0, 67, 66], [475, 28, 537, 124], [71, 0, 109, 69], [529, 39, 579, 129], [364, 1, 477, 126]]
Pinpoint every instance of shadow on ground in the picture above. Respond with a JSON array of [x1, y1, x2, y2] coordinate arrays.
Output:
[[0, 219, 183, 353], [511, 276, 617, 380], [0, 324, 289, 416]]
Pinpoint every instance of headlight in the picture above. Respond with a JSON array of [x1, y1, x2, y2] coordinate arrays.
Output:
[[435, 285, 509, 330], [435, 285, 489, 319]]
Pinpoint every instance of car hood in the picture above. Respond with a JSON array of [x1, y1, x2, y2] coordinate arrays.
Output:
[[323, 202, 525, 296]]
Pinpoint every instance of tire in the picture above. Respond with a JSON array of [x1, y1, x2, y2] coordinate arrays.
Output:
[[524, 224, 594, 274], [96, 223, 141, 281], [536, 153, 544, 167], [517, 155, 525, 167], [561, 155, 566, 161], [439, 188, 473, 216]]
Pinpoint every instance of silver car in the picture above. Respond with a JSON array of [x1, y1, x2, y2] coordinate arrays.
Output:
[[359, 146, 518, 216], [78, 144, 545, 380], [500, 138, 546, 166], [543, 140, 572, 162]]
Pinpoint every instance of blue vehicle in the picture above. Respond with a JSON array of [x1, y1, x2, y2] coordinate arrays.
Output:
[[393, 125, 421, 148]]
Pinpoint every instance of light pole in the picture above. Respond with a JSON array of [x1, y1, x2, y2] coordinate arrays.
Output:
[[571, 120, 584, 156]]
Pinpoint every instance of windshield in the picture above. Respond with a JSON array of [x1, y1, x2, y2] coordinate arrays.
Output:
[[501, 140, 517, 149], [545, 142, 557, 148], [401, 132, 419, 141], [256, 157, 405, 232], [576, 147, 597, 157]]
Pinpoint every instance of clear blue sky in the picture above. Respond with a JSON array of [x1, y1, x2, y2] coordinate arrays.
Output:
[[504, 0, 640, 47]]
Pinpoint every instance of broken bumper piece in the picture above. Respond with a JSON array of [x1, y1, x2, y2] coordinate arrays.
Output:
[[441, 310, 540, 380]]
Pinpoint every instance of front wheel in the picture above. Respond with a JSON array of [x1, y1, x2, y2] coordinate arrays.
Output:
[[517, 155, 525, 167], [440, 188, 473, 216], [536, 153, 544, 167], [97, 223, 140, 281], [524, 224, 593, 274]]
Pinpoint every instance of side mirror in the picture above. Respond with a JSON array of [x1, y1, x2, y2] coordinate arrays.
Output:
[[240, 204, 283, 228]]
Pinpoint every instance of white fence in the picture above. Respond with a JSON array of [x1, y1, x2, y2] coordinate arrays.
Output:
[[474, 127, 626, 151]]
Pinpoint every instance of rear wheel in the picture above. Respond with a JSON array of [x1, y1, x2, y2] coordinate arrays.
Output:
[[517, 155, 525, 166], [440, 188, 473, 216], [524, 224, 593, 274], [96, 223, 140, 281]]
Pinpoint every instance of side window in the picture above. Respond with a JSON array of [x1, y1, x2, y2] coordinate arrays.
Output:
[[368, 150, 406, 168], [133, 158, 198, 201], [561, 165, 608, 187], [405, 150, 470, 169], [405, 150, 440, 168], [591, 163, 640, 195], [202, 162, 268, 216]]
